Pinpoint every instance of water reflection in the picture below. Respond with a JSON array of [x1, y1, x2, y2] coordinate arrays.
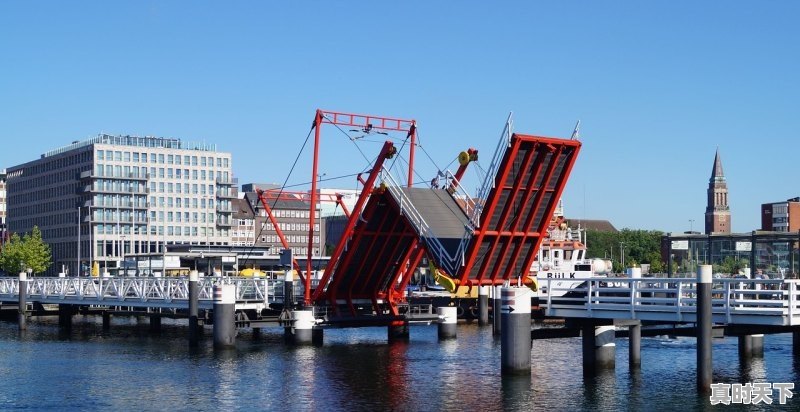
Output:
[[502, 375, 533, 410], [0, 320, 798, 411], [213, 349, 239, 410]]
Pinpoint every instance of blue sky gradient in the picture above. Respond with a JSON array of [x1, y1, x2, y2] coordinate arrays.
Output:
[[2, 2, 798, 233]]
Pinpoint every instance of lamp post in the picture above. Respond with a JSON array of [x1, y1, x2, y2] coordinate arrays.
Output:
[[689, 219, 695, 233], [121, 235, 126, 277], [77, 205, 81, 277], [619, 242, 625, 272]]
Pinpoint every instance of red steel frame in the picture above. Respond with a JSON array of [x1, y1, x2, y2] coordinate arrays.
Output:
[[456, 134, 581, 286], [317, 146, 478, 317], [311, 140, 397, 306], [302, 110, 415, 305], [255, 189, 352, 282]]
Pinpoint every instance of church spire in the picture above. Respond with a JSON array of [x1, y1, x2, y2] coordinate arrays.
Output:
[[705, 148, 730, 234], [710, 147, 724, 182]]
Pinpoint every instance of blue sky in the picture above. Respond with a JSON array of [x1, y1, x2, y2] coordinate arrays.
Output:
[[1, 2, 798, 233]]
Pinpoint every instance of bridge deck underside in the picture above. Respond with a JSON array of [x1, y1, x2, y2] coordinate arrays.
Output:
[[318, 190, 420, 315], [458, 134, 581, 286]]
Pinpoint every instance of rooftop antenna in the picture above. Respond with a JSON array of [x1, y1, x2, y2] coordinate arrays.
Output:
[[570, 120, 581, 140]]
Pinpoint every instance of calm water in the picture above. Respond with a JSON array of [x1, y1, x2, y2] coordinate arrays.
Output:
[[0, 317, 798, 411]]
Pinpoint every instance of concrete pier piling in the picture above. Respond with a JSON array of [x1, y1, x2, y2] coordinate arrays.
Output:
[[102, 311, 111, 330], [188, 270, 199, 346], [500, 286, 532, 375], [582, 323, 616, 373], [493, 285, 502, 336], [18, 272, 27, 330], [212, 284, 236, 349], [751, 334, 764, 356], [58, 304, 73, 330], [388, 321, 410, 342], [478, 286, 489, 326], [697, 264, 713, 393], [285, 310, 315, 345], [284, 270, 295, 311], [149, 315, 161, 333], [629, 322, 641, 368], [437, 306, 457, 340], [794, 331, 800, 355], [739, 334, 765, 358]]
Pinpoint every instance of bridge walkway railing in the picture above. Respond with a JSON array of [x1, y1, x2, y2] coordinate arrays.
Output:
[[542, 277, 800, 326], [0, 277, 308, 311]]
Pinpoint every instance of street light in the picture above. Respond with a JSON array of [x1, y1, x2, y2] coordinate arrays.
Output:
[[121, 235, 126, 277], [620, 242, 625, 271]]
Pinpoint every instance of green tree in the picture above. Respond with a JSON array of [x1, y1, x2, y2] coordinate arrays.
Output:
[[585, 228, 665, 273], [0, 227, 52, 275], [23, 227, 52, 274], [0, 233, 25, 274]]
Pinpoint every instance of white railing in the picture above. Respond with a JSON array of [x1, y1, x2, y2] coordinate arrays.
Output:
[[380, 167, 464, 276], [0, 277, 295, 309], [542, 277, 800, 326], [472, 112, 513, 226], [442, 170, 479, 229]]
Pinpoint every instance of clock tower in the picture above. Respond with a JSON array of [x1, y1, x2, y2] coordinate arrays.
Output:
[[705, 148, 731, 234]]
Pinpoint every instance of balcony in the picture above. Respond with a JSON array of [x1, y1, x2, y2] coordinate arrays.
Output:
[[216, 219, 234, 227], [86, 186, 149, 195], [87, 215, 150, 224], [79, 172, 149, 181], [120, 201, 151, 209], [216, 204, 234, 213], [215, 177, 238, 186], [126, 172, 150, 180], [216, 191, 237, 199]]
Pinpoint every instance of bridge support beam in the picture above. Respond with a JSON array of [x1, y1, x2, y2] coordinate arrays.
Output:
[[18, 272, 27, 330], [213, 284, 236, 349], [388, 321, 410, 342], [438, 306, 457, 340], [697, 265, 713, 393], [582, 323, 615, 374], [188, 270, 199, 347], [478, 286, 489, 326], [493, 285, 502, 336], [284, 310, 315, 345], [629, 322, 641, 368], [501, 286, 532, 375]]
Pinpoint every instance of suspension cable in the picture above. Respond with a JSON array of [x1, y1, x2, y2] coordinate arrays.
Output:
[[322, 114, 374, 167], [241, 126, 314, 269]]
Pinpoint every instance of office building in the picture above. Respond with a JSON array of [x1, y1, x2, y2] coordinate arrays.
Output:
[[6, 134, 234, 275], [239, 183, 326, 258], [761, 197, 800, 232]]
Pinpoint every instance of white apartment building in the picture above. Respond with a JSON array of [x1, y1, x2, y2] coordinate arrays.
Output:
[[7, 134, 234, 275]]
